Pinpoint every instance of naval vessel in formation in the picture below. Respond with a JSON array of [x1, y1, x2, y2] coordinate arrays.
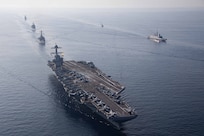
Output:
[[48, 45, 137, 130], [38, 30, 45, 45], [31, 23, 36, 31]]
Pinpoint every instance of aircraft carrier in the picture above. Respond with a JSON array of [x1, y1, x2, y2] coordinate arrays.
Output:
[[48, 45, 137, 130]]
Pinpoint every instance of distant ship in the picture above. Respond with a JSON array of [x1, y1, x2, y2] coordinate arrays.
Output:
[[24, 16, 27, 21], [31, 23, 36, 31], [148, 31, 167, 43], [38, 30, 45, 45], [48, 45, 137, 130]]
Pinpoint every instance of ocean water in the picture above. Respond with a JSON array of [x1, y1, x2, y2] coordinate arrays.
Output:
[[0, 8, 204, 136]]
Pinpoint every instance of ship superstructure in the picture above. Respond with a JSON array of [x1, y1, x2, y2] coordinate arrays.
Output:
[[48, 45, 137, 129]]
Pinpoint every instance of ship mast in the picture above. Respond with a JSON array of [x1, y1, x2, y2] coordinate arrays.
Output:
[[54, 44, 59, 55]]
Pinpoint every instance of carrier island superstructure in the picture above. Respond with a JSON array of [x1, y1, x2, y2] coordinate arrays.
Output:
[[48, 45, 137, 130]]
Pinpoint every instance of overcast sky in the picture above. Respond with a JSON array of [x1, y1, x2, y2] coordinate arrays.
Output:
[[1, 0, 204, 8]]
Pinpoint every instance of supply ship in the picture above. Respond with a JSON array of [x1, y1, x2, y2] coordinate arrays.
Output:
[[48, 45, 137, 130]]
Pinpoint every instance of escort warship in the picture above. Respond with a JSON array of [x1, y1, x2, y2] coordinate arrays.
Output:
[[38, 30, 45, 45], [48, 45, 137, 130], [31, 23, 36, 31]]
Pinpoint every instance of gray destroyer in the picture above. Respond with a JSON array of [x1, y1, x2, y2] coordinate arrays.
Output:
[[48, 45, 137, 129], [38, 30, 45, 45]]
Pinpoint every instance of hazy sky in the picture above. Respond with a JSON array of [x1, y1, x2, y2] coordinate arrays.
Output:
[[1, 0, 204, 8]]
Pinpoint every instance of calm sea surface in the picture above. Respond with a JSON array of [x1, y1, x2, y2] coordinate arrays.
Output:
[[0, 8, 204, 136]]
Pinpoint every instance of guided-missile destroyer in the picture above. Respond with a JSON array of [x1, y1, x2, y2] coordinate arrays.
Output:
[[31, 23, 36, 31], [38, 30, 45, 45], [48, 45, 137, 130]]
